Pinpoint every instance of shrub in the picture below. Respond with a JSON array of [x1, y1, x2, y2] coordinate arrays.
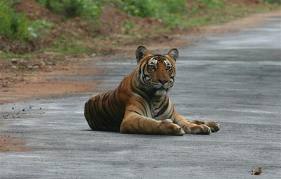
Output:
[[122, 20, 135, 34], [28, 20, 53, 39], [37, 0, 102, 19], [199, 0, 224, 8], [119, 0, 187, 27], [0, 1, 30, 40], [263, 0, 281, 4]]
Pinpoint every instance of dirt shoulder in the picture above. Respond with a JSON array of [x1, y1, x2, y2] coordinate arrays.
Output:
[[0, 11, 280, 104], [0, 135, 30, 152]]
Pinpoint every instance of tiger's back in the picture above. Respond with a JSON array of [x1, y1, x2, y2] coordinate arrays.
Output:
[[84, 90, 125, 132]]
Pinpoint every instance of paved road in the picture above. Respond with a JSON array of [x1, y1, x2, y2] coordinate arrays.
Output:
[[1, 16, 281, 179]]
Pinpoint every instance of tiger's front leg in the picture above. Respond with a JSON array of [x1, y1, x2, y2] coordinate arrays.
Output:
[[173, 112, 215, 135], [120, 107, 185, 136]]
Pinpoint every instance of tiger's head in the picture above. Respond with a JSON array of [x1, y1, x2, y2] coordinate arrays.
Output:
[[135, 46, 178, 96]]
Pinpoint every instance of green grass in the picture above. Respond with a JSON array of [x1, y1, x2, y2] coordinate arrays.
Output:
[[0, 51, 34, 60], [47, 36, 91, 55], [0, 1, 30, 40], [264, 0, 281, 4], [0, 34, 90, 59], [182, 1, 279, 28], [28, 20, 53, 39], [36, 0, 102, 20], [122, 20, 135, 34], [117, 0, 280, 28], [0, 1, 53, 41], [118, 0, 187, 28]]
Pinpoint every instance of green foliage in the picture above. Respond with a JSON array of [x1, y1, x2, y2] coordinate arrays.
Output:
[[50, 36, 91, 55], [199, 0, 224, 8], [0, 1, 30, 40], [28, 20, 53, 38], [0, 1, 52, 41], [37, 0, 102, 19], [1, 0, 21, 6], [263, 0, 281, 4], [119, 0, 187, 27], [122, 20, 135, 34]]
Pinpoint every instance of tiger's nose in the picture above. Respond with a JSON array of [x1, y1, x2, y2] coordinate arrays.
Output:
[[159, 80, 168, 85]]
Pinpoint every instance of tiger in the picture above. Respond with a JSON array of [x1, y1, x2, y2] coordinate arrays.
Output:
[[84, 46, 220, 135]]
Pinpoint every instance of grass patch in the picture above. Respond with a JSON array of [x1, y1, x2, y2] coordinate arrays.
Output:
[[183, 1, 279, 28], [117, 0, 280, 29], [28, 20, 53, 39], [0, 1, 30, 41], [0, 34, 90, 60], [37, 0, 102, 20], [0, 51, 34, 60], [118, 0, 187, 28], [121, 20, 135, 34], [0, 1, 52, 41], [264, 0, 281, 4], [47, 36, 91, 55]]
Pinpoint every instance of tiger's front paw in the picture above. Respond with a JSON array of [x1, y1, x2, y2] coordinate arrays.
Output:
[[192, 120, 220, 133], [160, 119, 185, 136], [183, 124, 211, 135], [192, 124, 211, 135], [205, 121, 220, 133]]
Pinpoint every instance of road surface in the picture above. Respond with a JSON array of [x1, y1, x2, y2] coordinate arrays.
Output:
[[0, 16, 281, 179]]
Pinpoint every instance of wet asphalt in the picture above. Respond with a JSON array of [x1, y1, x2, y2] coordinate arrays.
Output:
[[0, 16, 281, 179]]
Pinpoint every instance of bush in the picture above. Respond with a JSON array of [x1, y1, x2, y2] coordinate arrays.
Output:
[[199, 0, 224, 8], [119, 0, 187, 27], [28, 20, 53, 39], [37, 0, 102, 19], [122, 20, 135, 34], [0, 1, 30, 40], [263, 0, 281, 4]]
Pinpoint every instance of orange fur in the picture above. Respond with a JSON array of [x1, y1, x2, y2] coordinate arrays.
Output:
[[84, 46, 220, 135]]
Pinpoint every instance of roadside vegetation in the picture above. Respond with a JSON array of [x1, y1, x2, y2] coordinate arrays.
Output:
[[0, 0, 280, 61], [37, 0, 101, 19]]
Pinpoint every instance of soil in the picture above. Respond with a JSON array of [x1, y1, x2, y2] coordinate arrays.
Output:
[[0, 135, 29, 152], [0, 57, 99, 104]]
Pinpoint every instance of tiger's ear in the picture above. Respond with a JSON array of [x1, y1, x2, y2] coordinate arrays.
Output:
[[136, 46, 148, 63], [167, 48, 179, 61]]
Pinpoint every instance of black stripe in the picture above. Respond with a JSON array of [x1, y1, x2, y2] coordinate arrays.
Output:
[[127, 109, 142, 116], [156, 98, 169, 117]]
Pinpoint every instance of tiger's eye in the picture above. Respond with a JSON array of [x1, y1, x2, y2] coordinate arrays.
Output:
[[148, 64, 156, 71], [147, 57, 158, 72], [164, 60, 172, 70]]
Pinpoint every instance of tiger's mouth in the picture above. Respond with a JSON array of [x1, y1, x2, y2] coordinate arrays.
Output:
[[153, 82, 173, 90], [151, 85, 171, 96], [154, 88, 167, 96]]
